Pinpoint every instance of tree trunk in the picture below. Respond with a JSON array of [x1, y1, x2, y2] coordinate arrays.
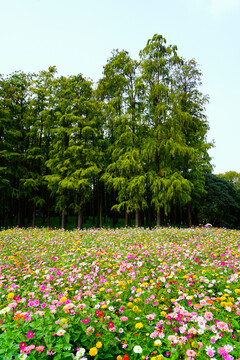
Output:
[[97, 183, 103, 228], [17, 199, 24, 227], [187, 202, 192, 227], [135, 208, 140, 227], [147, 208, 152, 228], [77, 207, 83, 229], [61, 212, 66, 229], [47, 204, 50, 227], [156, 210, 161, 227], [125, 208, 128, 227], [32, 204, 36, 227], [99, 199, 102, 228]]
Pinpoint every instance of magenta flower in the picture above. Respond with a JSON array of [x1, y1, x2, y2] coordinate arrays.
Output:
[[19, 342, 26, 350], [82, 318, 90, 323], [107, 320, 115, 328], [26, 331, 34, 339]]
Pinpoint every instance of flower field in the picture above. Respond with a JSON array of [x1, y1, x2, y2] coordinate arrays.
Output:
[[0, 227, 240, 360]]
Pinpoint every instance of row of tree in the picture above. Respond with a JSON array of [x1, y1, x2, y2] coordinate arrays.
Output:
[[1, 34, 239, 229]]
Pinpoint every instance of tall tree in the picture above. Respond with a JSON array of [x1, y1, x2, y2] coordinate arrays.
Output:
[[139, 34, 194, 225], [98, 50, 146, 226], [0, 71, 33, 226], [45, 74, 102, 228], [171, 58, 212, 224]]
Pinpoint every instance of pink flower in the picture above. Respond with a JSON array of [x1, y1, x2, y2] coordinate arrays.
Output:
[[204, 311, 213, 321], [47, 350, 56, 355], [23, 346, 32, 354], [26, 331, 34, 339], [146, 313, 156, 320], [120, 316, 128, 321], [36, 345, 45, 352], [56, 329, 66, 336], [186, 349, 196, 357], [33, 299, 39, 307]]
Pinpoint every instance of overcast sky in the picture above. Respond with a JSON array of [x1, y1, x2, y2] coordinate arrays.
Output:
[[1, 0, 239, 174]]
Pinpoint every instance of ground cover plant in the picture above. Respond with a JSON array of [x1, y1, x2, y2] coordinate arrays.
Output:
[[0, 227, 240, 360]]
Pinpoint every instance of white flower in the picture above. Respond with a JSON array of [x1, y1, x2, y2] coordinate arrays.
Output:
[[205, 344, 215, 352], [18, 354, 28, 360], [224, 344, 233, 353], [76, 348, 85, 359], [0, 306, 11, 314], [133, 345, 143, 353]]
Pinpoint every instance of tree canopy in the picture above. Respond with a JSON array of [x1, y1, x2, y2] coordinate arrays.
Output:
[[2, 34, 237, 229]]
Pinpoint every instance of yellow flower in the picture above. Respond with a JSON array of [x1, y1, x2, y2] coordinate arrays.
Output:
[[89, 347, 98, 356], [132, 305, 139, 312], [135, 322, 143, 329], [96, 341, 102, 348], [60, 297, 67, 302], [117, 356, 123, 360], [7, 293, 14, 300]]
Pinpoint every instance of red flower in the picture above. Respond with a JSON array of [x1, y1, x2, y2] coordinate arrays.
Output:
[[19, 342, 26, 350], [123, 355, 129, 360]]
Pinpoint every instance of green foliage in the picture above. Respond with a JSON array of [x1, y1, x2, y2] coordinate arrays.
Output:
[[0, 34, 233, 228], [199, 173, 240, 228], [217, 171, 240, 191]]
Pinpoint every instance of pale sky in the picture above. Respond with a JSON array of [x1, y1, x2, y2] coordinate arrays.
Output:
[[1, 0, 240, 174]]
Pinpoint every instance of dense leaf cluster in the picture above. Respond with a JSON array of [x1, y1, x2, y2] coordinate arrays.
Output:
[[1, 34, 237, 229]]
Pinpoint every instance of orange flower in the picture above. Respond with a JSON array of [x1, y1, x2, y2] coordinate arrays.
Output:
[[13, 313, 25, 321]]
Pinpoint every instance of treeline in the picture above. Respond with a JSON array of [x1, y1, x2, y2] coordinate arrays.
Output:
[[0, 34, 239, 229]]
